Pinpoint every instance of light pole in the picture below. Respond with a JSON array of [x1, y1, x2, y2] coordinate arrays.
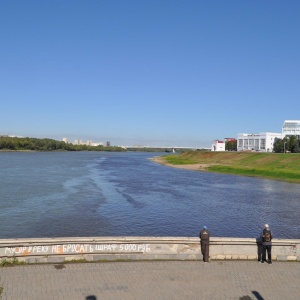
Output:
[[284, 142, 287, 153]]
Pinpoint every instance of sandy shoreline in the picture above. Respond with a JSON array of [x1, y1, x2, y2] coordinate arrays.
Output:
[[150, 156, 212, 171]]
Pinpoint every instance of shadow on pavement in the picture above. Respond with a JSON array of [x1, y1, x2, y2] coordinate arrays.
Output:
[[252, 290, 265, 300]]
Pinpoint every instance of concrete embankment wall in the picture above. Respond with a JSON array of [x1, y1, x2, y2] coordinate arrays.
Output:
[[1, 237, 299, 264]]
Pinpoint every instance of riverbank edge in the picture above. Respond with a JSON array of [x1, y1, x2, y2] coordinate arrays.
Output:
[[1, 237, 299, 265], [150, 156, 300, 184], [150, 156, 211, 171]]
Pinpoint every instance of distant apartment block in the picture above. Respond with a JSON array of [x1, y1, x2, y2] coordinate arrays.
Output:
[[91, 142, 104, 146], [65, 138, 104, 146], [73, 139, 80, 145]]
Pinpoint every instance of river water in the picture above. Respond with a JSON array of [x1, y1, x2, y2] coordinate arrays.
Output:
[[0, 151, 299, 239]]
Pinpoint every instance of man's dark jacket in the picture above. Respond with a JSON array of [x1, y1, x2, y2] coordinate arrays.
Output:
[[199, 229, 210, 242]]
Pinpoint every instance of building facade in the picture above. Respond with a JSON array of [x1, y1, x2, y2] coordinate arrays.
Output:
[[282, 120, 300, 139], [237, 132, 282, 152], [211, 140, 225, 151]]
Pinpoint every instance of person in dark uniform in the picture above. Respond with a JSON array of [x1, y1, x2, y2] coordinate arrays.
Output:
[[199, 225, 210, 263], [260, 224, 273, 264]]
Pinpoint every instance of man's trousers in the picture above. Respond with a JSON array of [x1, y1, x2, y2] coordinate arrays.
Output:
[[201, 241, 209, 262], [262, 245, 272, 262]]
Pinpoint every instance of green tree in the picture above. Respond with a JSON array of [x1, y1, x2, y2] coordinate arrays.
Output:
[[289, 135, 297, 153], [294, 140, 300, 153], [273, 138, 282, 153], [225, 140, 237, 151]]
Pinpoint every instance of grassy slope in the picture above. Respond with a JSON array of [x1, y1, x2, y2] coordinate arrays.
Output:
[[164, 151, 300, 183]]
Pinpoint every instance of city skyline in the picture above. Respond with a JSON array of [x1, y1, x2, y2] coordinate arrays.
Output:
[[1, 1, 300, 148]]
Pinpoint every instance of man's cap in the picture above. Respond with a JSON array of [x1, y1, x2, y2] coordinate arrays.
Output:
[[203, 225, 207, 229], [264, 224, 269, 228]]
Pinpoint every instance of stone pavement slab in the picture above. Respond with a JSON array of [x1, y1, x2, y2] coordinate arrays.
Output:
[[0, 261, 299, 300]]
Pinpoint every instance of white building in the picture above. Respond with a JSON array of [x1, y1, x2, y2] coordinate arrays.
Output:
[[73, 139, 80, 145], [211, 140, 225, 151], [91, 142, 103, 146], [282, 120, 300, 138], [237, 132, 282, 152]]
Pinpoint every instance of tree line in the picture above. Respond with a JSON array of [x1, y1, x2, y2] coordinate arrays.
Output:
[[0, 136, 124, 152], [273, 135, 300, 153]]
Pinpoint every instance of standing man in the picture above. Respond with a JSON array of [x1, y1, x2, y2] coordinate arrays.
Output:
[[260, 224, 273, 264], [199, 225, 210, 263]]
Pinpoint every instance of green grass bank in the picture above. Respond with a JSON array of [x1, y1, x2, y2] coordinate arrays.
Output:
[[163, 151, 300, 183]]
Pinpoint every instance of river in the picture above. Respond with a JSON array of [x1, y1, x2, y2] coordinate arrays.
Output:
[[0, 151, 299, 239]]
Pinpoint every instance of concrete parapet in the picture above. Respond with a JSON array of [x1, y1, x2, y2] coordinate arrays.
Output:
[[0, 237, 299, 264]]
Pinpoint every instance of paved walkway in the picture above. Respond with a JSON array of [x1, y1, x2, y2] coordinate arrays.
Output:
[[0, 261, 299, 300]]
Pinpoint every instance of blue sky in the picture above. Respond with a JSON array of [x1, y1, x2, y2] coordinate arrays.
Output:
[[1, 1, 300, 147]]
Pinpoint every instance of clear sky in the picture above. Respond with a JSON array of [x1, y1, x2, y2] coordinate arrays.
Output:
[[1, 1, 300, 147]]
